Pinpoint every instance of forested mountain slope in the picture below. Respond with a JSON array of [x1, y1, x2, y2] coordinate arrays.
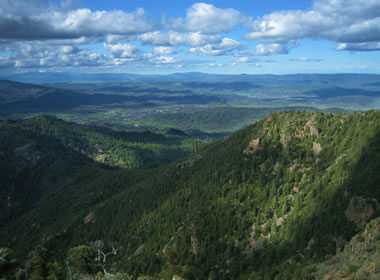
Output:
[[1, 111, 379, 279], [0, 116, 198, 237], [5, 115, 199, 169]]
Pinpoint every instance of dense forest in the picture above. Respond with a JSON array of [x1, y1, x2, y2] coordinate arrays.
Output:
[[1, 111, 380, 279]]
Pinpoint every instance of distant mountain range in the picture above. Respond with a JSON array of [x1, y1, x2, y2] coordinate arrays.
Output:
[[1, 72, 380, 84]]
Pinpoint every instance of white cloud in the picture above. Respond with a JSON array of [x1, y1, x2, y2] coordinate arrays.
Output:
[[152, 56, 180, 64], [238, 57, 250, 63], [173, 3, 245, 33], [0, 1, 153, 41], [104, 43, 138, 58], [153, 46, 175, 55], [57, 8, 152, 35], [138, 31, 221, 47], [336, 42, 380, 51], [1, 41, 110, 69], [255, 43, 288, 56], [190, 38, 240, 56], [245, 0, 380, 51], [60, 45, 81, 54]]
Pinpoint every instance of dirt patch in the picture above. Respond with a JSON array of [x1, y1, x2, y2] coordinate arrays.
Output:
[[134, 244, 145, 256], [84, 211, 95, 224], [304, 120, 320, 137], [95, 154, 107, 163], [276, 217, 284, 227], [280, 134, 293, 149], [243, 138, 261, 155], [312, 142, 322, 156], [299, 166, 311, 173]]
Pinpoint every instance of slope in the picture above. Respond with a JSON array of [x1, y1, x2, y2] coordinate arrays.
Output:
[[0, 116, 198, 242], [312, 217, 380, 280], [1, 111, 380, 279], [19, 115, 199, 168]]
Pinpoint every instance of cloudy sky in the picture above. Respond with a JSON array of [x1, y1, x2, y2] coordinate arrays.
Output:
[[1, 0, 380, 74]]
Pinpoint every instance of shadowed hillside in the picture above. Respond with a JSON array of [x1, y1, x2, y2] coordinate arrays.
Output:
[[1, 111, 379, 279]]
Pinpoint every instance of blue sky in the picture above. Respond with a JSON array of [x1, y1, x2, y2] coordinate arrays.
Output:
[[0, 0, 380, 74]]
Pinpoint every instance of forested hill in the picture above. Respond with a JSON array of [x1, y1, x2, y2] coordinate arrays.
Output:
[[9, 115, 200, 169], [1, 111, 380, 279], [0, 115, 198, 236]]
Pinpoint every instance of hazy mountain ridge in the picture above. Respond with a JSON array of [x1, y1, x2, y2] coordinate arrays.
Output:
[[1, 110, 379, 279]]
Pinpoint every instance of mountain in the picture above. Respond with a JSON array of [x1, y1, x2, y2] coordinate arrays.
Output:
[[0, 79, 49, 104], [0, 115, 198, 233], [0, 118, 94, 227], [1, 111, 379, 279]]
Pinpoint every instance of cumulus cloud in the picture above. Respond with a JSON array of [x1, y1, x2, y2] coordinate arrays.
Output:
[[190, 38, 240, 56], [255, 43, 289, 56], [336, 42, 380, 51], [245, 0, 380, 51], [0, 41, 110, 69], [153, 46, 175, 55], [104, 43, 138, 58], [172, 3, 245, 33], [151, 56, 181, 64], [0, 0, 153, 41], [138, 31, 221, 47]]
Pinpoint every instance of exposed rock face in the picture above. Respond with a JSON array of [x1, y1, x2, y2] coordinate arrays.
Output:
[[345, 197, 379, 228], [312, 142, 322, 156], [280, 134, 293, 149], [243, 138, 261, 154], [313, 217, 380, 280], [304, 120, 320, 137], [191, 235, 200, 257], [134, 244, 145, 256], [84, 211, 96, 224]]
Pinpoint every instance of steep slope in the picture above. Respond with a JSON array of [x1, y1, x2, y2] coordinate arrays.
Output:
[[0, 119, 94, 226], [0, 116, 198, 240], [1, 111, 379, 279], [313, 217, 380, 280]]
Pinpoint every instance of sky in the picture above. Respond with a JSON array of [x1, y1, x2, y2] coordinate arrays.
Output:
[[1, 0, 380, 74]]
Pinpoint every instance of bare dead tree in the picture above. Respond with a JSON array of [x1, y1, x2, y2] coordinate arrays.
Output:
[[93, 240, 117, 275]]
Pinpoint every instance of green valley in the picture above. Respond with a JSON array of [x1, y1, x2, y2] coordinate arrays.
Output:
[[1, 110, 379, 279]]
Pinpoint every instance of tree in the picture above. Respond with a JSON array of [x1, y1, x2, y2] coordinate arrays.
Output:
[[30, 246, 49, 280], [0, 248, 24, 280], [67, 245, 102, 277]]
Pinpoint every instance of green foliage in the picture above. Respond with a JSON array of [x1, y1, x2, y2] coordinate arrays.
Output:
[[1, 111, 380, 279], [46, 262, 64, 280], [21, 115, 199, 169], [29, 246, 64, 280], [0, 248, 24, 280], [67, 246, 102, 276]]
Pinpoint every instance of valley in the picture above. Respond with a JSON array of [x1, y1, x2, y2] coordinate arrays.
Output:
[[1, 73, 379, 136], [0, 74, 380, 280]]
